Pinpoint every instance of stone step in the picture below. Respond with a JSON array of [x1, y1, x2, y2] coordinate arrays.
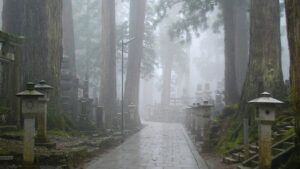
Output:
[[237, 165, 252, 169], [282, 142, 294, 149], [223, 156, 239, 164], [0, 125, 18, 132], [249, 144, 259, 151], [232, 152, 246, 161], [272, 132, 281, 137], [249, 150, 257, 155], [250, 160, 258, 166], [285, 125, 294, 130], [279, 129, 288, 133], [0, 156, 13, 161]]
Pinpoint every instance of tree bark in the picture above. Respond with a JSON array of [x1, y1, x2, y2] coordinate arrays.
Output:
[[285, 0, 300, 166], [240, 0, 285, 115], [223, 0, 239, 105], [161, 53, 173, 107], [62, 0, 76, 75], [61, 0, 78, 119], [234, 0, 249, 96], [3, 0, 63, 128], [100, 0, 117, 129], [124, 0, 147, 127]]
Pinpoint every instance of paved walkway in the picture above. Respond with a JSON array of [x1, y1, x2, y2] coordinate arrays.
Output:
[[85, 122, 209, 169]]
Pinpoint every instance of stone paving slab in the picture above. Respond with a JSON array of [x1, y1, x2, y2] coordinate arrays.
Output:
[[85, 122, 209, 169]]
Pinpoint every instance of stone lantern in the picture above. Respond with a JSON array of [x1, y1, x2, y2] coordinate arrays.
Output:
[[16, 82, 44, 166], [248, 92, 283, 169], [34, 80, 53, 143]]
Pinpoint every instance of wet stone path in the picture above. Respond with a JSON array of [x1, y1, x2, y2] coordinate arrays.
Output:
[[85, 122, 208, 169]]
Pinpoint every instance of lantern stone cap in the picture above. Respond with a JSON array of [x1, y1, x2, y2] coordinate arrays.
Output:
[[248, 92, 284, 105], [34, 80, 54, 90], [16, 82, 44, 97]]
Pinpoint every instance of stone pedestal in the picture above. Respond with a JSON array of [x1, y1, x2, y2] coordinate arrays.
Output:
[[202, 113, 211, 152], [96, 106, 104, 129], [36, 99, 47, 143], [128, 104, 136, 129], [23, 113, 36, 165], [80, 99, 88, 121], [259, 121, 272, 169]]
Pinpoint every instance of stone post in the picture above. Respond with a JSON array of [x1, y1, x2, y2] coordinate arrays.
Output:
[[128, 104, 136, 129], [96, 106, 104, 129], [200, 101, 213, 152], [34, 80, 53, 143], [23, 113, 36, 164], [80, 99, 88, 121], [16, 82, 44, 166], [248, 92, 283, 169]]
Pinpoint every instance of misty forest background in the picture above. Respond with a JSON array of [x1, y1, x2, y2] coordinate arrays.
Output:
[[0, 0, 300, 168]]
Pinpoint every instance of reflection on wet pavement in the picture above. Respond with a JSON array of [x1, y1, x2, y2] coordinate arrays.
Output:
[[85, 122, 208, 169]]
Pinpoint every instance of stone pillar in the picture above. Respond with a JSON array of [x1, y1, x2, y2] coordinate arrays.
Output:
[[80, 99, 88, 121], [243, 118, 249, 158], [34, 80, 53, 143], [128, 104, 136, 129], [199, 101, 213, 152], [96, 106, 104, 129], [36, 98, 47, 143], [202, 112, 211, 151], [23, 113, 35, 165], [259, 121, 272, 169]]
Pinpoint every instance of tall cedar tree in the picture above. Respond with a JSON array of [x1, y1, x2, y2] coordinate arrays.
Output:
[[124, 0, 147, 127], [285, 0, 300, 167], [2, 0, 64, 129], [100, 0, 117, 129], [62, 0, 76, 76], [222, 0, 239, 105], [240, 0, 285, 122], [62, 0, 77, 118], [234, 0, 249, 96]]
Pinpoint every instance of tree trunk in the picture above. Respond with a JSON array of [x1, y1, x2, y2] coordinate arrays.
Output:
[[285, 0, 300, 167], [3, 0, 64, 129], [62, 0, 76, 75], [240, 0, 285, 115], [234, 0, 249, 96], [161, 51, 173, 107], [124, 0, 147, 127], [100, 0, 117, 129], [223, 0, 239, 105]]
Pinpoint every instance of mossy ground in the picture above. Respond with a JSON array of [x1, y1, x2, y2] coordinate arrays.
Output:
[[213, 104, 295, 152], [213, 104, 244, 155]]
